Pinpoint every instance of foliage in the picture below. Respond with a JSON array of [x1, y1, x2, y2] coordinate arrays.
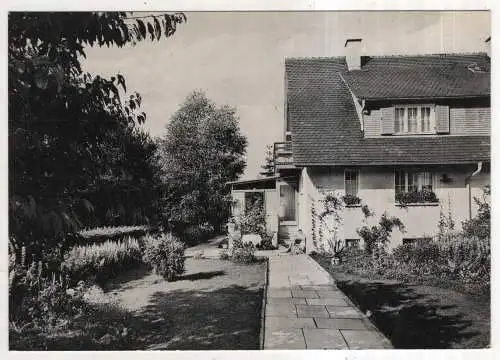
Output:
[[180, 223, 215, 246], [259, 144, 275, 177], [9, 245, 89, 330], [9, 12, 185, 269], [256, 233, 277, 250], [62, 237, 142, 285], [396, 189, 439, 205], [437, 195, 456, 241], [327, 234, 490, 296], [239, 198, 266, 236], [342, 194, 361, 206], [230, 240, 258, 264], [79, 225, 154, 244], [158, 91, 247, 235], [142, 233, 186, 281], [315, 192, 344, 255], [462, 185, 490, 240], [357, 212, 405, 254], [221, 239, 258, 264]]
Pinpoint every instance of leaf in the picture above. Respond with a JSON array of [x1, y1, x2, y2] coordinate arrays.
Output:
[[136, 19, 146, 38], [82, 199, 94, 214], [117, 73, 126, 92], [147, 23, 155, 41]]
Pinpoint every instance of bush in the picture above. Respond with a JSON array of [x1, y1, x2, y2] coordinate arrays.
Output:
[[9, 253, 88, 330], [334, 233, 490, 296], [181, 223, 215, 246], [221, 239, 258, 264], [462, 185, 490, 240], [393, 242, 441, 265], [78, 225, 154, 244], [256, 233, 277, 250], [62, 237, 142, 285], [142, 233, 185, 281], [231, 242, 257, 264], [357, 213, 405, 254]]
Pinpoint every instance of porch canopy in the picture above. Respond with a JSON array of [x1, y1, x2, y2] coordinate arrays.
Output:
[[226, 176, 279, 191]]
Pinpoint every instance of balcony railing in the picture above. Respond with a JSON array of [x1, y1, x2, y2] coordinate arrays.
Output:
[[274, 141, 294, 169]]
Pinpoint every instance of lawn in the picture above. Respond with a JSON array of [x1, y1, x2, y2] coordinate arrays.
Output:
[[10, 257, 267, 350], [312, 254, 490, 349]]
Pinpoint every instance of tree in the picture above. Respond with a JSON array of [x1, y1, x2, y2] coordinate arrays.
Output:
[[259, 144, 275, 177], [159, 91, 247, 236], [9, 12, 186, 264]]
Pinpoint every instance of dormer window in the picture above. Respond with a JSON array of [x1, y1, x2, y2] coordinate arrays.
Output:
[[394, 105, 434, 134], [381, 104, 450, 136]]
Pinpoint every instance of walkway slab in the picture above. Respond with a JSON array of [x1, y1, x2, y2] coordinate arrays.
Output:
[[266, 316, 316, 330], [303, 328, 348, 349], [265, 329, 306, 349], [296, 304, 330, 318], [314, 317, 367, 330], [306, 298, 349, 306], [263, 254, 392, 349], [341, 330, 392, 349]]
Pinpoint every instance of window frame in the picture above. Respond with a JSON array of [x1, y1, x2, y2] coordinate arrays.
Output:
[[393, 104, 436, 135], [344, 169, 360, 197], [394, 169, 437, 197]]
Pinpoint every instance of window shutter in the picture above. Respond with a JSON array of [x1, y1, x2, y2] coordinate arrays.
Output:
[[435, 105, 450, 133], [380, 107, 395, 135]]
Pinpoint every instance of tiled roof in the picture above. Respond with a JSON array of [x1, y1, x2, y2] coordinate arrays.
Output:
[[342, 54, 490, 100], [285, 56, 491, 166]]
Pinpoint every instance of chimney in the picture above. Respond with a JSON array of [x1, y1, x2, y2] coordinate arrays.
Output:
[[345, 38, 363, 71], [485, 36, 491, 58]]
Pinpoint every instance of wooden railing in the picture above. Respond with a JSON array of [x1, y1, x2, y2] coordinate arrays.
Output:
[[274, 141, 294, 169]]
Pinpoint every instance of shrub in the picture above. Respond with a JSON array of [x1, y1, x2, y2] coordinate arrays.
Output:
[[62, 237, 142, 285], [231, 242, 257, 264], [393, 242, 441, 265], [142, 233, 185, 281], [222, 239, 257, 264], [9, 251, 88, 330], [78, 225, 153, 244], [256, 232, 277, 250], [462, 185, 490, 240], [181, 223, 215, 246], [357, 213, 405, 254]]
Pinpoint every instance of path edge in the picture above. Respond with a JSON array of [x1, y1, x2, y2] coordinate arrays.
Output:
[[259, 257, 270, 350]]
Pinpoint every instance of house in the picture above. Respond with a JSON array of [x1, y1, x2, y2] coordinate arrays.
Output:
[[229, 38, 490, 252]]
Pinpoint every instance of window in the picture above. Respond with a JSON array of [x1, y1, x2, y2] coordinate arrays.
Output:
[[245, 192, 264, 214], [395, 170, 435, 195], [394, 105, 434, 134], [345, 239, 360, 249], [344, 170, 359, 196]]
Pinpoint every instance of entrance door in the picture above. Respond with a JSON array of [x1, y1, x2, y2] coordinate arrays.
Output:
[[280, 184, 296, 222]]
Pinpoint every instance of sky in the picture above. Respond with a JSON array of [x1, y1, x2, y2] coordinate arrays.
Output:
[[81, 11, 491, 180]]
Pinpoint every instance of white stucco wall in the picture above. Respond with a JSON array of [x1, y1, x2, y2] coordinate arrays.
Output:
[[302, 165, 490, 251]]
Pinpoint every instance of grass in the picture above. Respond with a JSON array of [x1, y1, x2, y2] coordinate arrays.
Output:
[[10, 257, 266, 350], [312, 254, 490, 349]]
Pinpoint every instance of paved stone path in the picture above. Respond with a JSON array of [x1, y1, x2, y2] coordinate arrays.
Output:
[[263, 254, 392, 349]]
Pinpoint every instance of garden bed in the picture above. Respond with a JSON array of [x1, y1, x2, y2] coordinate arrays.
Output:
[[312, 254, 490, 349], [10, 257, 266, 350]]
